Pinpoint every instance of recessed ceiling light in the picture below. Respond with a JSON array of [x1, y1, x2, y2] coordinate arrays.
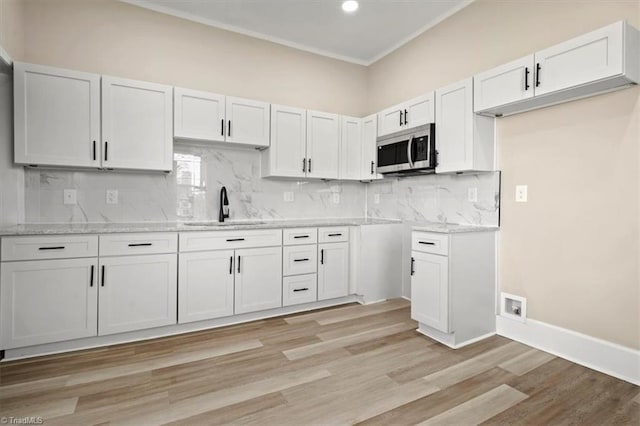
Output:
[[342, 0, 359, 13]]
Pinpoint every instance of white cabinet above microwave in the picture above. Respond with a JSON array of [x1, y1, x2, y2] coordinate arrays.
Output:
[[174, 87, 270, 148], [377, 92, 435, 138]]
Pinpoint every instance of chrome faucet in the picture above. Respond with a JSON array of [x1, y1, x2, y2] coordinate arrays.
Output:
[[219, 186, 230, 222]]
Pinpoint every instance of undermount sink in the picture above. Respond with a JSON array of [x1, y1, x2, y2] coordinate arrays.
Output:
[[184, 221, 266, 226]]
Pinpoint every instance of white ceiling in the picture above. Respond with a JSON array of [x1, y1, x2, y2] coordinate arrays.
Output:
[[122, 0, 474, 65]]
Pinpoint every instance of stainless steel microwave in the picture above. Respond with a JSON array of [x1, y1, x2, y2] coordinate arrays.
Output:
[[376, 124, 436, 175]]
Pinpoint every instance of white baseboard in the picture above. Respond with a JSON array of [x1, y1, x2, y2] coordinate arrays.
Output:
[[496, 315, 640, 386]]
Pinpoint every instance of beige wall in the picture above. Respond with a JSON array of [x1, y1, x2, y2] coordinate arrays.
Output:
[[369, 0, 640, 349], [19, 0, 368, 116], [0, 0, 24, 60]]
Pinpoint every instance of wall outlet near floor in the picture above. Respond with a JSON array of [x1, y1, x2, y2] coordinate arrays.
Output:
[[63, 189, 77, 205], [332, 193, 340, 204], [468, 187, 478, 202], [106, 189, 119, 205], [374, 193, 380, 204], [500, 292, 527, 323], [283, 191, 294, 202], [515, 185, 528, 202]]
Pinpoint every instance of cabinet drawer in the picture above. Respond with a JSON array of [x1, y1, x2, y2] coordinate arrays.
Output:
[[179, 229, 282, 252], [99, 233, 178, 256], [412, 232, 449, 256], [283, 274, 317, 307], [283, 244, 317, 276], [318, 227, 349, 243], [1, 235, 98, 261], [283, 228, 318, 245]]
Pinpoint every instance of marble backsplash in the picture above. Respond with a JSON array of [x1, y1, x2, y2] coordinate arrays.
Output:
[[22, 144, 500, 226], [366, 172, 500, 226], [23, 145, 366, 223]]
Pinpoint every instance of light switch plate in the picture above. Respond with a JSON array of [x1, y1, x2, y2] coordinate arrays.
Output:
[[468, 187, 478, 202], [515, 185, 528, 202], [106, 189, 119, 205], [283, 191, 294, 202], [332, 193, 340, 204], [63, 189, 77, 205], [374, 193, 380, 204]]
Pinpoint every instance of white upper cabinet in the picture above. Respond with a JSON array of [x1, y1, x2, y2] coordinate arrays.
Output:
[[360, 114, 383, 181], [225, 96, 270, 147], [306, 110, 340, 179], [339, 116, 362, 180], [474, 21, 639, 117], [534, 21, 632, 95], [474, 55, 535, 113], [262, 104, 307, 178], [377, 92, 435, 137], [174, 87, 225, 142], [14, 62, 101, 168], [435, 78, 495, 174], [102, 76, 173, 172]]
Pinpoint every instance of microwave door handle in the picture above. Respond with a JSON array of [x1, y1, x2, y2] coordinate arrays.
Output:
[[407, 135, 415, 168]]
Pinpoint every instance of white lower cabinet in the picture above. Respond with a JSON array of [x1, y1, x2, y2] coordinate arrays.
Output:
[[283, 274, 317, 307], [0, 258, 98, 349], [317, 242, 349, 300], [178, 250, 235, 324], [98, 254, 177, 335], [410, 230, 496, 348], [234, 246, 283, 314]]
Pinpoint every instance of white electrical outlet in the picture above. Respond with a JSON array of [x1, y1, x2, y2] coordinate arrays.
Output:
[[332, 193, 340, 204], [283, 191, 294, 202], [515, 185, 528, 202], [63, 189, 77, 205], [374, 193, 380, 204], [468, 187, 478, 202], [106, 189, 119, 205]]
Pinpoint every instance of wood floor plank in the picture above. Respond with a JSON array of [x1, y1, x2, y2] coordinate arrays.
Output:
[[0, 300, 636, 426], [498, 348, 556, 376], [417, 384, 528, 425]]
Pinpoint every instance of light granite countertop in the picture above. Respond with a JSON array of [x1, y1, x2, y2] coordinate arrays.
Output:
[[0, 218, 402, 236], [0, 218, 499, 236]]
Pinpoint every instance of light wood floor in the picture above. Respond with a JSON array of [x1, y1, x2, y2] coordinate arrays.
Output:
[[1, 299, 638, 425]]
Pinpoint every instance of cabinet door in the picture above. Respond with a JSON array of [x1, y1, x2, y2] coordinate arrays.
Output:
[[234, 247, 282, 314], [178, 250, 234, 324], [435, 78, 474, 174], [360, 114, 383, 180], [534, 21, 624, 96], [0, 258, 98, 349], [99, 254, 177, 335], [306, 110, 340, 179], [339, 116, 362, 180], [405, 92, 435, 128], [101, 76, 173, 171], [174, 87, 225, 142], [318, 242, 349, 300], [225, 96, 270, 147], [377, 104, 403, 137], [474, 55, 535, 112], [14, 62, 101, 168], [411, 251, 449, 333], [265, 105, 306, 178]]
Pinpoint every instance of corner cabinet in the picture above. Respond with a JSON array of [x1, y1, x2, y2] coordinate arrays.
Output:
[[14, 62, 101, 168], [474, 21, 640, 117], [410, 230, 496, 349], [435, 78, 495, 174], [101, 76, 173, 172]]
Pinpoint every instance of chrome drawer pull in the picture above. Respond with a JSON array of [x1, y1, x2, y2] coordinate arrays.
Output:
[[293, 288, 309, 292], [39, 246, 65, 250], [419, 241, 435, 245], [293, 258, 309, 262]]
